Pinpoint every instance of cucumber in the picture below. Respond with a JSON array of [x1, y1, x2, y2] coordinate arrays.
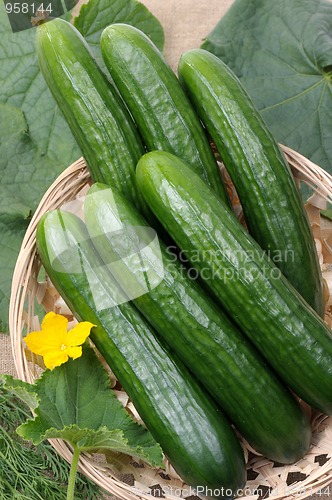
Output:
[[100, 24, 229, 205], [178, 49, 324, 316], [36, 209, 246, 498], [136, 150, 332, 415], [84, 182, 311, 464], [35, 19, 149, 218]]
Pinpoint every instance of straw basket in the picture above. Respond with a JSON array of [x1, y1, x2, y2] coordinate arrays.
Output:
[[9, 145, 332, 500]]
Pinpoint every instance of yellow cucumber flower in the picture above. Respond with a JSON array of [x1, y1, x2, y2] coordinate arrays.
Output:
[[24, 312, 95, 370]]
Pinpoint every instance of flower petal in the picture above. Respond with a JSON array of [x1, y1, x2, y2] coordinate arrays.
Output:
[[41, 311, 68, 335], [25, 313, 94, 369], [66, 321, 95, 347], [24, 330, 59, 356], [43, 350, 69, 370], [66, 346, 82, 360]]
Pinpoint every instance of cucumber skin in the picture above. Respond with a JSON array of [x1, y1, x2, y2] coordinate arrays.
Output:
[[35, 19, 148, 219], [178, 49, 323, 316], [84, 182, 311, 464], [136, 151, 332, 415], [100, 24, 229, 205], [36, 210, 246, 498]]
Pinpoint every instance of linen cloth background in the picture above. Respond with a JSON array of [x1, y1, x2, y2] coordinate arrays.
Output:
[[1, 0, 331, 498]]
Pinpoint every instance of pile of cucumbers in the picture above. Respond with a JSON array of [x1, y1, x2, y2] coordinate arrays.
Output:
[[35, 18, 332, 499]]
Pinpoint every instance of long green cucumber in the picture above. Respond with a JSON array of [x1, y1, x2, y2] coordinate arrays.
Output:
[[178, 49, 324, 316], [136, 150, 332, 415], [84, 182, 311, 464], [35, 19, 149, 218], [100, 24, 229, 205], [36, 209, 246, 498]]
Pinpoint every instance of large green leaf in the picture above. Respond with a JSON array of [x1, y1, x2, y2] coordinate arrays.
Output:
[[0, 0, 164, 332], [74, 0, 164, 71], [0, 101, 79, 331], [1, 346, 163, 468], [201, 0, 332, 172], [0, 4, 81, 331], [0, 8, 80, 167]]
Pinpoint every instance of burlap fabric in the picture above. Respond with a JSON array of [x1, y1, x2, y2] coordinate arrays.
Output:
[[0, 331, 15, 375], [1, 1, 331, 498]]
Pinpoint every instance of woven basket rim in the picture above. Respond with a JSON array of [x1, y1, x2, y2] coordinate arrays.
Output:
[[8, 146, 332, 500]]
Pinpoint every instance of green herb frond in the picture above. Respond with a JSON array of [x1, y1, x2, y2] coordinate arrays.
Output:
[[0, 386, 102, 499]]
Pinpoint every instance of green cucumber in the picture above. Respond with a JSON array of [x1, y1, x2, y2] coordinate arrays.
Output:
[[36, 19, 148, 218], [100, 24, 229, 205], [178, 49, 323, 316], [84, 182, 311, 464], [136, 150, 332, 415], [36, 209, 246, 498]]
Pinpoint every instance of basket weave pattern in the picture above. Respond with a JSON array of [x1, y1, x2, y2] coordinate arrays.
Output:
[[9, 147, 332, 500]]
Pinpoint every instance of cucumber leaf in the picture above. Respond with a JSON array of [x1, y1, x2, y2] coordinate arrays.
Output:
[[0, 373, 39, 411], [0, 211, 29, 333], [74, 0, 164, 71], [0, 0, 164, 332], [0, 7, 80, 166], [1, 346, 163, 468], [0, 4, 81, 332], [0, 102, 77, 332], [201, 0, 332, 173], [321, 209, 332, 221]]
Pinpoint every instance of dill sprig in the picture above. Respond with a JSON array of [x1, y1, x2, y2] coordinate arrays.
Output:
[[0, 386, 102, 499]]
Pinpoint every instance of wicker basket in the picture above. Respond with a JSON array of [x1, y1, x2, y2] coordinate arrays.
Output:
[[9, 146, 332, 500]]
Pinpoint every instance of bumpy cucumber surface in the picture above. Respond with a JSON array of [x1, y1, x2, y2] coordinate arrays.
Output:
[[136, 151, 332, 415], [178, 49, 323, 316], [100, 24, 229, 205], [36, 19, 149, 218], [84, 182, 311, 464], [36, 209, 246, 498]]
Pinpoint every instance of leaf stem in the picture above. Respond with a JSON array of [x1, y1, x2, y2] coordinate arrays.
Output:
[[60, 0, 67, 16], [66, 446, 80, 500]]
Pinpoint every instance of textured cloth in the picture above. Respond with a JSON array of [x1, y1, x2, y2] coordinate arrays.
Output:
[[141, 0, 233, 70], [0, 333, 15, 376]]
